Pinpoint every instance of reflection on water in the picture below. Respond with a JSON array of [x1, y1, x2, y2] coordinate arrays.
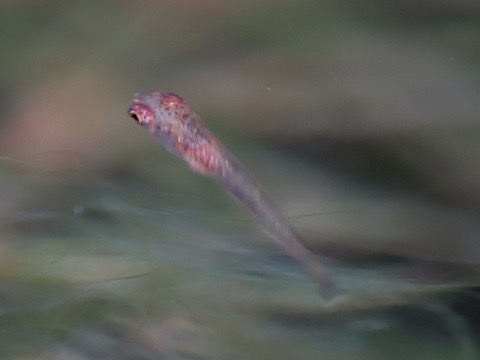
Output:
[[0, 153, 478, 360]]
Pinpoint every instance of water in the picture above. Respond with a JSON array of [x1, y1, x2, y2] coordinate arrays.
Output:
[[1, 1, 480, 358], [0, 151, 478, 359]]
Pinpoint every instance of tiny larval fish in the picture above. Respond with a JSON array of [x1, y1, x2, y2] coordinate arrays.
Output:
[[128, 91, 336, 299]]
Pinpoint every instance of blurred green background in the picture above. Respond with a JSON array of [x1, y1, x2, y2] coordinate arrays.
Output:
[[0, 1, 479, 359]]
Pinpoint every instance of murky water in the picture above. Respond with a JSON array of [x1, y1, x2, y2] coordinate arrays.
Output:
[[1, 149, 478, 359], [1, 1, 480, 359]]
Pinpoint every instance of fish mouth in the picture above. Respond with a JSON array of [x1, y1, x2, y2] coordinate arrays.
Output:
[[128, 106, 140, 122], [128, 102, 153, 126]]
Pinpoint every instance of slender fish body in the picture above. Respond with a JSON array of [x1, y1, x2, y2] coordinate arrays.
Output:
[[129, 91, 336, 298]]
